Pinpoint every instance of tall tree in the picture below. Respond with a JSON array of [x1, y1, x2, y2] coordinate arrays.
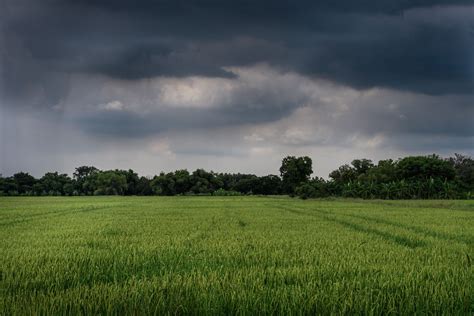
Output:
[[329, 164, 357, 184], [351, 159, 374, 176], [449, 153, 474, 190], [13, 172, 36, 194], [40, 172, 73, 195], [396, 155, 455, 181], [73, 166, 99, 195], [95, 171, 128, 195], [136, 176, 153, 195], [280, 156, 312, 195]]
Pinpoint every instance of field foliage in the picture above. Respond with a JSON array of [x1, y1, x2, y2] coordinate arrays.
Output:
[[1, 197, 473, 314]]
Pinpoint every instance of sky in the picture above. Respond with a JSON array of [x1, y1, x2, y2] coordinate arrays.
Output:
[[1, 0, 473, 178]]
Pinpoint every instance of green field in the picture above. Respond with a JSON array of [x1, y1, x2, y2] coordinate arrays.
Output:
[[1, 197, 473, 314]]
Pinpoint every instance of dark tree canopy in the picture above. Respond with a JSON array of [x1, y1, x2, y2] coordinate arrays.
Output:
[[280, 156, 313, 195], [448, 154, 474, 189], [95, 171, 128, 195], [13, 172, 36, 194], [0, 153, 472, 199], [351, 159, 374, 176], [396, 155, 455, 181], [329, 164, 357, 184]]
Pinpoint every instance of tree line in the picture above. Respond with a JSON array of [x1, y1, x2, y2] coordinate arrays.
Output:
[[0, 154, 473, 199]]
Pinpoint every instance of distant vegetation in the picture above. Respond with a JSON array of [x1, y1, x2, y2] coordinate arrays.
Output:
[[1, 154, 473, 199]]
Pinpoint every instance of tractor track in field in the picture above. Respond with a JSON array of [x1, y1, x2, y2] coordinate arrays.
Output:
[[270, 202, 473, 248], [0, 205, 116, 228], [270, 203, 426, 248]]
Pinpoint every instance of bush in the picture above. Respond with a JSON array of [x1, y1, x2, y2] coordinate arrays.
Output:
[[295, 183, 316, 199], [212, 189, 242, 196]]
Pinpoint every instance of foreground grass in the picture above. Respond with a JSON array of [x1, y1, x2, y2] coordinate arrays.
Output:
[[0, 197, 473, 314]]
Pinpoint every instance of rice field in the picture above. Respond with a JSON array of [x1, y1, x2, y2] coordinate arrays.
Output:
[[0, 196, 473, 314]]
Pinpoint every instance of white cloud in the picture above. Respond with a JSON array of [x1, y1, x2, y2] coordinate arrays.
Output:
[[98, 100, 125, 111]]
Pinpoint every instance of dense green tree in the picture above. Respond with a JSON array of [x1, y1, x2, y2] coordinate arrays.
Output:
[[32, 183, 45, 196], [13, 172, 36, 194], [63, 182, 75, 196], [396, 155, 455, 181], [295, 183, 316, 199], [217, 173, 256, 191], [449, 153, 474, 190], [295, 177, 332, 199], [40, 172, 73, 195], [0, 176, 18, 195], [329, 164, 357, 184], [351, 159, 374, 176], [136, 176, 153, 195], [73, 166, 98, 181], [1, 177, 18, 195], [330, 159, 374, 184], [252, 175, 281, 195], [363, 159, 397, 183], [151, 172, 176, 196], [73, 166, 99, 195], [280, 156, 313, 195], [118, 169, 140, 195], [95, 171, 127, 195], [189, 171, 209, 194], [190, 169, 222, 194], [173, 170, 191, 194], [234, 177, 258, 194]]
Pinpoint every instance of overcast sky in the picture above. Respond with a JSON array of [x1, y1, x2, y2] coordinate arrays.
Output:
[[1, 0, 473, 178]]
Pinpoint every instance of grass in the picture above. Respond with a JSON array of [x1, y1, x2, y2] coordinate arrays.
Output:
[[0, 196, 473, 314]]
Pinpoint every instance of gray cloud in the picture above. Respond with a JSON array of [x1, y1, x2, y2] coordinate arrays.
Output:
[[336, 91, 474, 137], [2, 0, 474, 107], [1, 1, 473, 177], [66, 66, 312, 137]]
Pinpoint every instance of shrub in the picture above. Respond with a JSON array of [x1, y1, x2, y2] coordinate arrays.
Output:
[[212, 189, 242, 196], [295, 183, 316, 199]]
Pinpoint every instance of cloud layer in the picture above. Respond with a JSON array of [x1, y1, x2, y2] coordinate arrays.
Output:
[[1, 1, 473, 177]]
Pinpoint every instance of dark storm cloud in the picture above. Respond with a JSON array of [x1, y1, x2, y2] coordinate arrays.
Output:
[[75, 89, 303, 138], [2, 0, 474, 109], [301, 19, 474, 94], [2, 0, 474, 167], [50, 0, 474, 16]]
